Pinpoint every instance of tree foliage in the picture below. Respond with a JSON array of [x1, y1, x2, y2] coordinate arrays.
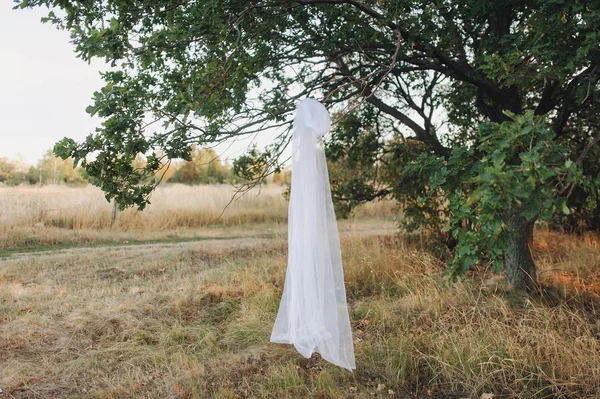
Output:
[[38, 150, 87, 185], [169, 146, 232, 184], [414, 111, 579, 278], [17, 0, 600, 289], [0, 152, 86, 186], [0, 157, 21, 185]]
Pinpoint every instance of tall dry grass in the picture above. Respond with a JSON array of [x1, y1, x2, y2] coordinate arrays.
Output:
[[0, 183, 398, 231], [2, 183, 598, 398], [0, 184, 398, 252], [1, 231, 599, 398], [0, 184, 287, 230]]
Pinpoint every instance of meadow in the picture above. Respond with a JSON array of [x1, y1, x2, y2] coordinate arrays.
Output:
[[1, 184, 599, 398]]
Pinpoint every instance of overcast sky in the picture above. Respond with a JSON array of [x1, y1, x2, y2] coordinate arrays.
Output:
[[0, 3, 285, 166], [0, 2, 106, 165]]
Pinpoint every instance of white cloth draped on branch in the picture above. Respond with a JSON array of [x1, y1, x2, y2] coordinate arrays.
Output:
[[270, 98, 356, 371]]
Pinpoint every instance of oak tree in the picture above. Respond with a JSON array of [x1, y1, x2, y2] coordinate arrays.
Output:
[[18, 0, 600, 291]]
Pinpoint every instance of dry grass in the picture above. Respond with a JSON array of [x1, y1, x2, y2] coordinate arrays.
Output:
[[0, 184, 398, 252], [0, 184, 397, 231], [1, 227, 600, 398], [1, 184, 598, 397], [0, 184, 289, 230]]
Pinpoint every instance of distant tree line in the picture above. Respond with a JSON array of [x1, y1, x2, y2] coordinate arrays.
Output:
[[0, 147, 290, 187], [0, 151, 86, 186], [169, 146, 231, 185]]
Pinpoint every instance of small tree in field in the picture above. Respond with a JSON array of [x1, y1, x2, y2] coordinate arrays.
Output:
[[18, 0, 600, 291], [38, 150, 86, 185]]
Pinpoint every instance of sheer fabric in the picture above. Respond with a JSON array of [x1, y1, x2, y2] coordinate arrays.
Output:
[[271, 98, 356, 371]]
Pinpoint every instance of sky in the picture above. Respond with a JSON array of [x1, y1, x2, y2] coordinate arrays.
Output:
[[0, 2, 106, 165], [0, 2, 285, 166]]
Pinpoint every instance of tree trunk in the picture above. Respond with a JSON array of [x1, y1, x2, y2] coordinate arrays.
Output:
[[504, 209, 538, 292], [111, 201, 120, 227]]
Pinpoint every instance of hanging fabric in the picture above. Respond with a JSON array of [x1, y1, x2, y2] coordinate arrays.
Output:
[[271, 98, 355, 371]]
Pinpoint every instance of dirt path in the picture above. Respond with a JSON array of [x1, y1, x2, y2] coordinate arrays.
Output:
[[0, 227, 397, 261]]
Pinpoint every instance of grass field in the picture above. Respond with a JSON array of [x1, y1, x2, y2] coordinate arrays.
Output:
[[0, 184, 395, 253], [1, 184, 600, 398]]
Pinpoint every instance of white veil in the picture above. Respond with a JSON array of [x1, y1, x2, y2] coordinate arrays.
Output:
[[271, 98, 356, 371]]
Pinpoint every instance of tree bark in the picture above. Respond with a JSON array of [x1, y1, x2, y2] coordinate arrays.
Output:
[[111, 200, 121, 228], [504, 209, 538, 292]]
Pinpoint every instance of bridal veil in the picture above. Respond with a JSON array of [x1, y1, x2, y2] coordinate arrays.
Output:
[[270, 98, 355, 371]]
